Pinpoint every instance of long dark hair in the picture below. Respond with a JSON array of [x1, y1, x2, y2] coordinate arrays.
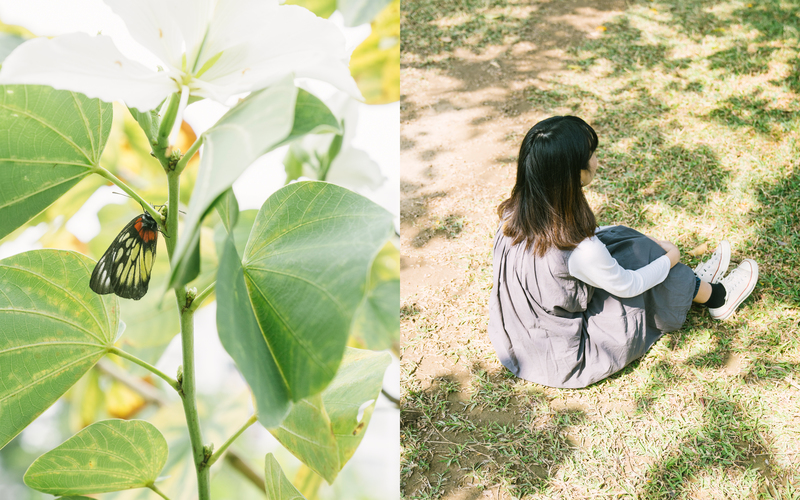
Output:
[[497, 116, 598, 257]]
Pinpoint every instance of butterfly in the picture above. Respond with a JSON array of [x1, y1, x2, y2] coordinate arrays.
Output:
[[90, 209, 160, 300]]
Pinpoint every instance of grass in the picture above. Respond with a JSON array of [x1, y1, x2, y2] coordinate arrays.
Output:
[[401, 0, 800, 498]]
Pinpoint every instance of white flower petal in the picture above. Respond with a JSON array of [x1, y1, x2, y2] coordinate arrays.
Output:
[[104, 0, 190, 70], [196, 3, 361, 101], [0, 33, 177, 110], [293, 58, 363, 101], [326, 148, 386, 192]]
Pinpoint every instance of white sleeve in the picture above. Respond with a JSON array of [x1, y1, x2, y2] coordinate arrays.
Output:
[[567, 236, 671, 298]]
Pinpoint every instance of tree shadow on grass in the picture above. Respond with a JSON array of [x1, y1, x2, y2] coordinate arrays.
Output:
[[620, 353, 794, 498], [708, 92, 800, 138], [636, 389, 787, 498], [401, 368, 582, 499]]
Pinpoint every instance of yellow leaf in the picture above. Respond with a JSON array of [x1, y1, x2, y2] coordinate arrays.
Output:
[[66, 370, 105, 431], [350, 0, 399, 104], [688, 242, 709, 257], [106, 380, 147, 419]]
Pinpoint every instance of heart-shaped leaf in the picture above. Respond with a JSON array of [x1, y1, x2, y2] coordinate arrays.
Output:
[[0, 85, 112, 240], [24, 419, 167, 495], [219, 182, 393, 409], [0, 250, 118, 449], [270, 348, 390, 483]]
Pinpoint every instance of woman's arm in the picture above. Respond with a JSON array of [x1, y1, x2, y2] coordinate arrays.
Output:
[[568, 236, 671, 298], [645, 235, 680, 267]]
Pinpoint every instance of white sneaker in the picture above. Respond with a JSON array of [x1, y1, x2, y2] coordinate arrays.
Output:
[[709, 259, 759, 320], [694, 240, 731, 284]]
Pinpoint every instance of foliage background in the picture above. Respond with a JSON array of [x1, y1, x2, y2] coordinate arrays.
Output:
[[0, 0, 400, 498]]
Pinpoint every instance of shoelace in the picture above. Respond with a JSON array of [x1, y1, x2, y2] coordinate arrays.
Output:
[[696, 250, 721, 274], [721, 264, 748, 288]]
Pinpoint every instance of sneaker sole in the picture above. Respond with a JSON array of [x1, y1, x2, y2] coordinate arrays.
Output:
[[708, 240, 731, 284], [709, 259, 758, 321]]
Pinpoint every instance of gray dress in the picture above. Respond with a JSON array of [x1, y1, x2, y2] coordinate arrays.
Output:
[[488, 225, 695, 388]]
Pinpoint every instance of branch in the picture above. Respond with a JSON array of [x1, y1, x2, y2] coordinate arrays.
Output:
[[226, 450, 266, 493], [188, 282, 216, 313], [205, 414, 257, 469], [175, 135, 203, 175], [381, 388, 400, 407], [95, 359, 170, 406], [148, 483, 173, 500], [91, 165, 164, 230], [107, 347, 180, 393]]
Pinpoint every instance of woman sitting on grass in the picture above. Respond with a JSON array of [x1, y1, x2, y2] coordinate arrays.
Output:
[[488, 115, 759, 389]]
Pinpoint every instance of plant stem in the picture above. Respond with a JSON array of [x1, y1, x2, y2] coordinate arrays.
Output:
[[149, 483, 172, 500], [225, 450, 266, 492], [157, 93, 181, 144], [92, 165, 163, 229], [188, 282, 216, 313], [206, 414, 257, 469], [107, 347, 179, 393], [175, 135, 203, 175], [163, 169, 211, 499]]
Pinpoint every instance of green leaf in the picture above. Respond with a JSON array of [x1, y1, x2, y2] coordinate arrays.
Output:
[[239, 181, 394, 401], [0, 250, 119, 450], [213, 209, 257, 262], [0, 85, 113, 241], [55, 497, 97, 500], [102, 390, 252, 500], [214, 188, 239, 234], [168, 80, 340, 289], [280, 89, 341, 145], [283, 146, 306, 184], [350, 241, 399, 351], [271, 348, 391, 483], [265, 453, 308, 500], [217, 234, 292, 428], [24, 419, 167, 495], [127, 106, 161, 147]]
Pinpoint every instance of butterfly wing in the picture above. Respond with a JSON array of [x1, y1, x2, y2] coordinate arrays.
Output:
[[90, 214, 158, 300]]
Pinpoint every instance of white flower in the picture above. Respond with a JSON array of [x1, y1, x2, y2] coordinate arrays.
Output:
[[0, 0, 362, 111]]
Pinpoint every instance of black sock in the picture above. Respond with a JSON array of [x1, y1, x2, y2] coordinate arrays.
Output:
[[703, 282, 726, 308]]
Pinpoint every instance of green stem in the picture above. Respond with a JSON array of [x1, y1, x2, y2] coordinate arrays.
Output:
[[92, 166, 163, 229], [205, 414, 257, 469], [188, 282, 216, 313], [157, 92, 181, 145], [165, 169, 211, 500], [174, 135, 203, 175], [150, 91, 181, 170], [107, 347, 179, 393], [148, 483, 172, 500]]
